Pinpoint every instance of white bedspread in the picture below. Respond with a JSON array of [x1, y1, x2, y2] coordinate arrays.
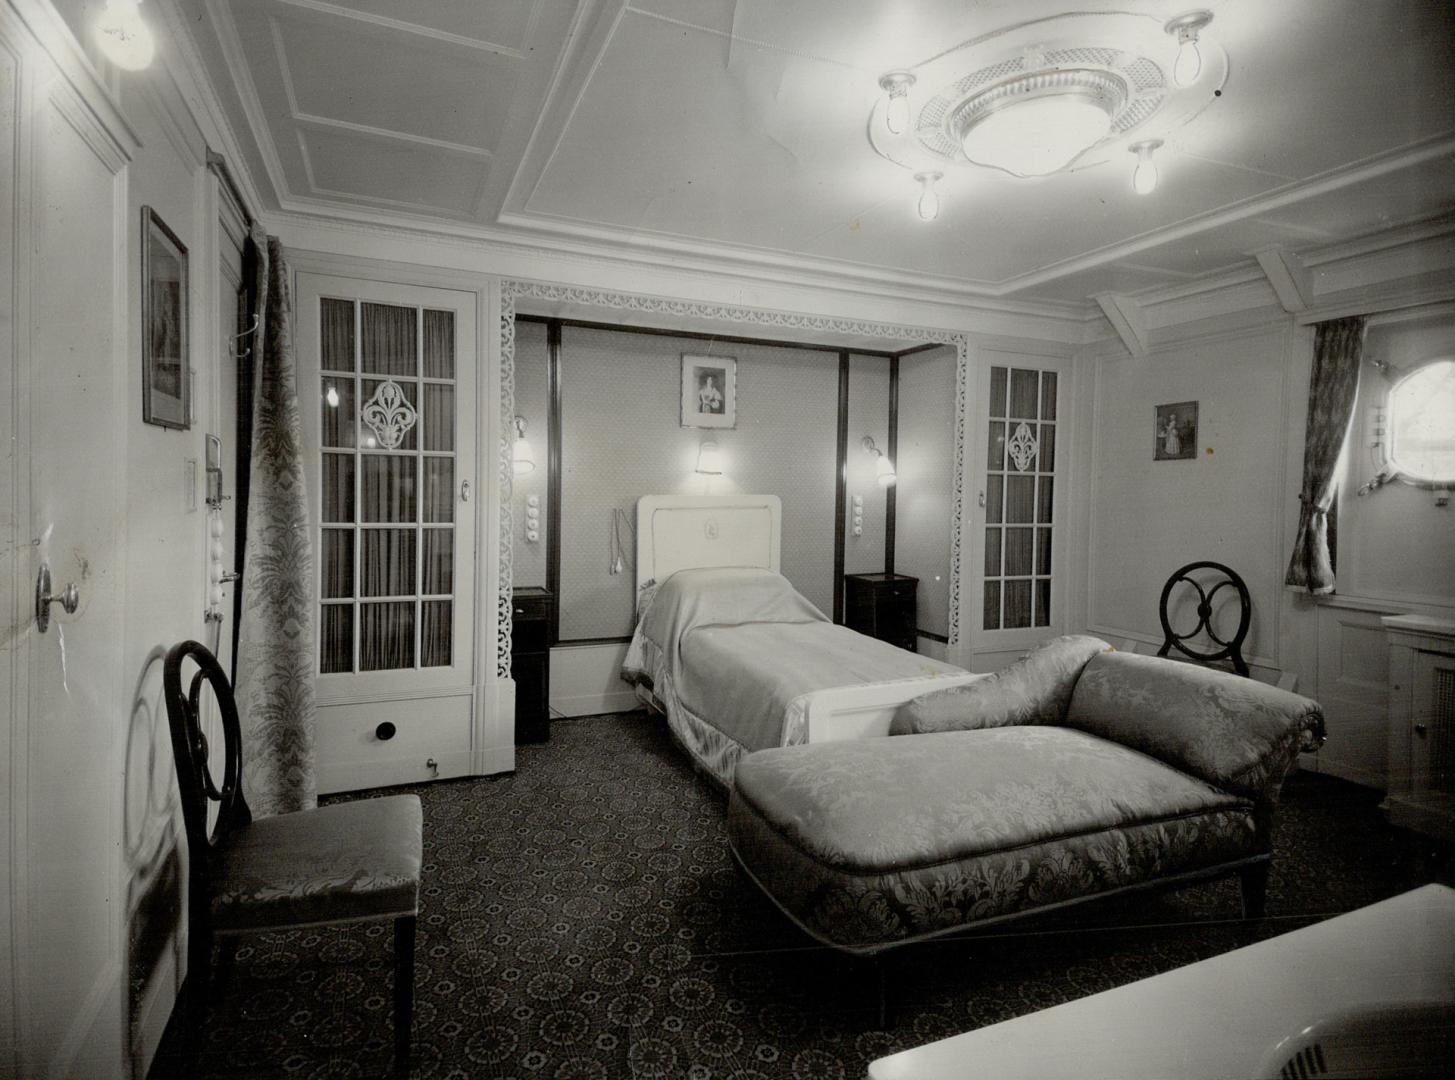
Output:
[[623, 567, 965, 782]]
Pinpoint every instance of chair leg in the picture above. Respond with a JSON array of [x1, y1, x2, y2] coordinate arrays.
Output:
[[393, 915, 416, 1078], [1239, 862, 1270, 920], [215, 936, 239, 990], [183, 921, 214, 1068]]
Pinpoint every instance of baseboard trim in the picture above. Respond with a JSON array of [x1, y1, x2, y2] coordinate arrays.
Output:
[[550, 689, 641, 717]]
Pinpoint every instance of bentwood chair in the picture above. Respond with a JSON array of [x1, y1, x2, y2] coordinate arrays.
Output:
[[1155, 561, 1252, 677], [163, 640, 422, 1077]]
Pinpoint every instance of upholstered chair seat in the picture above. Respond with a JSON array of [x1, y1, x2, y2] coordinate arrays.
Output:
[[210, 795, 422, 933]]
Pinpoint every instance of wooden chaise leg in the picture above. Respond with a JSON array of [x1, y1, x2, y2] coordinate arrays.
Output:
[[1239, 862, 1270, 920], [393, 915, 417, 1078]]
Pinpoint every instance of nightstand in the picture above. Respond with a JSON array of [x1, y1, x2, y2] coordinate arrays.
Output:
[[511, 587, 552, 744], [844, 573, 918, 652]]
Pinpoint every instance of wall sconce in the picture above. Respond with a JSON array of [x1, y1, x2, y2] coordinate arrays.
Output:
[[512, 416, 536, 475], [95, 0, 156, 71], [862, 436, 897, 486], [696, 439, 723, 475]]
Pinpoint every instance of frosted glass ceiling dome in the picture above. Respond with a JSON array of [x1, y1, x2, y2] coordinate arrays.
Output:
[[952, 69, 1128, 177]]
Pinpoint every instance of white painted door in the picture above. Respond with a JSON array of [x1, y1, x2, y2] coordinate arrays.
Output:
[[964, 350, 1074, 671], [296, 273, 478, 792], [8, 24, 132, 1077]]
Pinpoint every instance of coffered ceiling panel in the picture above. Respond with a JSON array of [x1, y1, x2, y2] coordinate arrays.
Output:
[[269, 7, 519, 151], [299, 125, 489, 216], [187, 0, 1455, 306], [316, 0, 541, 51]]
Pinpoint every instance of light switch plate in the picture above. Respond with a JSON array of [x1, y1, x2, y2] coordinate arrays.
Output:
[[183, 458, 198, 512]]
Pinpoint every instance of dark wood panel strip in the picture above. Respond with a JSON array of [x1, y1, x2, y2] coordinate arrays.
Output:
[[546, 319, 564, 647], [886, 355, 899, 577], [916, 629, 951, 643], [553, 635, 635, 648], [833, 351, 850, 624]]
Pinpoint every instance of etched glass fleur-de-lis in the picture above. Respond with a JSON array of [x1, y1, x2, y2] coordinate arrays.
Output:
[[361, 380, 417, 449], [1007, 421, 1038, 472]]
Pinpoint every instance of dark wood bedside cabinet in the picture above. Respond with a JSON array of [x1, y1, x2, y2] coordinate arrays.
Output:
[[844, 573, 919, 652], [511, 587, 552, 744]]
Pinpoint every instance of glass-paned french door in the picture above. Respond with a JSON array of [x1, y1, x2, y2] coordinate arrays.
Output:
[[983, 365, 1056, 629], [298, 275, 476, 698], [970, 352, 1071, 653]]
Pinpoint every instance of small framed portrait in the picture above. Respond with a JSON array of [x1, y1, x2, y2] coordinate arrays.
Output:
[[681, 355, 736, 429], [1154, 401, 1198, 461], [141, 206, 189, 430]]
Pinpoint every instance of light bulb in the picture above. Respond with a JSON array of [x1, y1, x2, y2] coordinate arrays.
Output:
[[95, 0, 155, 71], [915, 171, 942, 222], [1164, 11, 1212, 88], [1130, 139, 1163, 195], [326, 385, 340, 407], [878, 72, 916, 136], [887, 95, 910, 136], [1173, 38, 1202, 86]]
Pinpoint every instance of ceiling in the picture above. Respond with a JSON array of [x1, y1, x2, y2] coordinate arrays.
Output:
[[181, 0, 1455, 306]]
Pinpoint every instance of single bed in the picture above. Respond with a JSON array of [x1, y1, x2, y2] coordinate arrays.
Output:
[[622, 494, 979, 787]]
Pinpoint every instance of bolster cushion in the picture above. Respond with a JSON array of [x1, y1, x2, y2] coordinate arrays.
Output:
[[1064, 652, 1325, 805], [890, 634, 1112, 735]]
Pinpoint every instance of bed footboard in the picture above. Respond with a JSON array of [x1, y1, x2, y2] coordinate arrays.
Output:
[[800, 673, 984, 742]]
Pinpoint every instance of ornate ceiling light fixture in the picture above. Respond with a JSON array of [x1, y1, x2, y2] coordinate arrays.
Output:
[[869, 11, 1224, 216]]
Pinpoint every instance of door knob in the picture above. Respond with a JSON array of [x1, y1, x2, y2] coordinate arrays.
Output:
[[34, 563, 79, 634]]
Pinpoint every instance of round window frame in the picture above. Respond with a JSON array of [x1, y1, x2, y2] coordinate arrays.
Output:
[[1382, 355, 1455, 489]]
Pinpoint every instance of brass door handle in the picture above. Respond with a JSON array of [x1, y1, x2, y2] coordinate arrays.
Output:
[[35, 563, 79, 634]]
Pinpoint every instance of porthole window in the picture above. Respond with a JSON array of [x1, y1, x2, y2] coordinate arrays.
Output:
[[1386, 358, 1455, 485]]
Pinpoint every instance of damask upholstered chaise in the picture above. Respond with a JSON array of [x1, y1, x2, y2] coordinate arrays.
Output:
[[725, 635, 1325, 955]]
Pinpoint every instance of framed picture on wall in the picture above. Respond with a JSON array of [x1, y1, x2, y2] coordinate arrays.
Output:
[[141, 205, 190, 430], [1154, 400, 1198, 461], [681, 354, 736, 429]]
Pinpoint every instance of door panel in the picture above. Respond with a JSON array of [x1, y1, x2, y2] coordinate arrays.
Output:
[[966, 351, 1074, 669], [23, 86, 129, 1076], [297, 274, 477, 791]]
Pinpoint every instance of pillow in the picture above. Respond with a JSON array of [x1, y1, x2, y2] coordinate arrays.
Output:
[[889, 634, 1111, 735]]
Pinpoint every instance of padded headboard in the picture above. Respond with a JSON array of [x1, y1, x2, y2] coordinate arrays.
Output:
[[636, 495, 781, 590]]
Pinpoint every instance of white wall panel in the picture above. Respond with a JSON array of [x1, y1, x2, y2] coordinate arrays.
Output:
[[843, 353, 889, 576], [895, 345, 957, 637], [557, 326, 845, 640], [1086, 325, 1289, 666], [511, 318, 549, 588]]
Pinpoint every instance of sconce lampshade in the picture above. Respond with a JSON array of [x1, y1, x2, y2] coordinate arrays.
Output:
[[862, 435, 897, 486], [874, 453, 898, 486], [696, 440, 723, 475], [512, 416, 535, 475]]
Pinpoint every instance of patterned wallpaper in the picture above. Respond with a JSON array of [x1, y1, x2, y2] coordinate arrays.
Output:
[[844, 355, 890, 576], [894, 345, 958, 636], [558, 326, 847, 640], [512, 320, 550, 588]]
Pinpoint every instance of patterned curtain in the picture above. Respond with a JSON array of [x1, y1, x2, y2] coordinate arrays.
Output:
[[1284, 315, 1367, 594], [234, 231, 317, 815]]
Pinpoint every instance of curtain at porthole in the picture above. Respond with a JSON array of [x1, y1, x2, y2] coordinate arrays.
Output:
[[1285, 315, 1367, 595], [234, 230, 318, 815]]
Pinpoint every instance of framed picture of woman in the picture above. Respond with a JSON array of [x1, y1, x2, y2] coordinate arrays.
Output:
[[142, 206, 190, 430], [681, 355, 736, 429], [1154, 401, 1197, 461]]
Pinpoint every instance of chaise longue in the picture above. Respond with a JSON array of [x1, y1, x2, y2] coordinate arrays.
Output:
[[726, 635, 1326, 954]]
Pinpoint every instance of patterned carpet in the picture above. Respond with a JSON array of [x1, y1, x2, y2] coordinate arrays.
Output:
[[163, 710, 1454, 1079]]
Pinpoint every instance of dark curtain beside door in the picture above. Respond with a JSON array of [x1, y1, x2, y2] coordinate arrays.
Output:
[[234, 230, 318, 815]]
